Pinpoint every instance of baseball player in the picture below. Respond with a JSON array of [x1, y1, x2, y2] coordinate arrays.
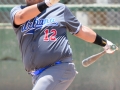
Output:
[[10, 0, 118, 90]]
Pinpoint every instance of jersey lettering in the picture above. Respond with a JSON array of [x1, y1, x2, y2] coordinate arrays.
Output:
[[21, 18, 59, 35], [44, 29, 57, 41]]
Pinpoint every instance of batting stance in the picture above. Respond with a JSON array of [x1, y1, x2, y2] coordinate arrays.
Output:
[[10, 0, 118, 90]]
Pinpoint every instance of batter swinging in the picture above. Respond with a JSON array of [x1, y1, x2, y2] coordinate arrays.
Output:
[[10, 0, 117, 90]]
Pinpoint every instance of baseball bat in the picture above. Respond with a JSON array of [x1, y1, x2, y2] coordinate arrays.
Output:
[[82, 45, 118, 67]]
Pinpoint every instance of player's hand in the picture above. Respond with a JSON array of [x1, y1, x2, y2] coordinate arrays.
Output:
[[103, 40, 118, 54], [45, 0, 60, 7]]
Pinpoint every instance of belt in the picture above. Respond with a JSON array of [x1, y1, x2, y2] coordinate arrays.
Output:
[[29, 61, 62, 76]]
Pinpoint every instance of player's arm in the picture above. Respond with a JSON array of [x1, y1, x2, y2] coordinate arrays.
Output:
[[74, 25, 97, 43], [14, 3, 45, 25], [14, 0, 59, 25], [74, 25, 118, 53], [63, 5, 117, 53]]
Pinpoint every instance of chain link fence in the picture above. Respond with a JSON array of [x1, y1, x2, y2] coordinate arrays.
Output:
[[68, 4, 120, 30], [0, 0, 120, 30]]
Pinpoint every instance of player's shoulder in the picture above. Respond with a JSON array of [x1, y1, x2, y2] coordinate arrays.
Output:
[[53, 3, 67, 9], [51, 3, 71, 12], [56, 3, 65, 7]]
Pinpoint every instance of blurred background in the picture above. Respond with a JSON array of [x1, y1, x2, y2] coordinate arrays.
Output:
[[0, 0, 120, 90]]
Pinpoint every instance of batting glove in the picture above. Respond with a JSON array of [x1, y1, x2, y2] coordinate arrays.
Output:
[[45, 0, 60, 7], [103, 40, 118, 54]]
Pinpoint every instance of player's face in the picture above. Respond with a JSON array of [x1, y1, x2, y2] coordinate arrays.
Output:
[[25, 0, 44, 5]]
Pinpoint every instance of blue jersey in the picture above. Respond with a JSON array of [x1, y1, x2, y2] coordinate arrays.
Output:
[[10, 3, 82, 72]]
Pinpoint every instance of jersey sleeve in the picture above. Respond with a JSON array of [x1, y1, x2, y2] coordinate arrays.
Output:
[[10, 5, 22, 28], [64, 6, 82, 34]]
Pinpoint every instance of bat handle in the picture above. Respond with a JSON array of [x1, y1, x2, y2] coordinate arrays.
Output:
[[110, 44, 118, 50]]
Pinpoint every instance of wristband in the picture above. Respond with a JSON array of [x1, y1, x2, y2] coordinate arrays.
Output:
[[93, 34, 107, 47], [37, 2, 48, 12]]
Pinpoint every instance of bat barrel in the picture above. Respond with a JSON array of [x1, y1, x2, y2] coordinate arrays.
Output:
[[82, 50, 106, 67], [82, 60, 91, 67]]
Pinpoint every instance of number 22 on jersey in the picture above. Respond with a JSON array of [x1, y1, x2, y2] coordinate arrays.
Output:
[[43, 29, 57, 41]]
